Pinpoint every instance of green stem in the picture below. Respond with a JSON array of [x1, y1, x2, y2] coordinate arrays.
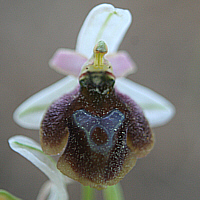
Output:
[[81, 186, 95, 200], [103, 183, 125, 200], [0, 189, 22, 200]]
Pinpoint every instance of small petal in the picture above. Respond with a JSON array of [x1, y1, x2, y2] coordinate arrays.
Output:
[[13, 76, 78, 129], [115, 78, 175, 127], [49, 49, 87, 76], [8, 135, 69, 200], [106, 51, 137, 77], [49, 49, 137, 78], [76, 4, 132, 58]]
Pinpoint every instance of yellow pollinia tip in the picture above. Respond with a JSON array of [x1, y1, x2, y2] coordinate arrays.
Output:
[[93, 41, 108, 67]]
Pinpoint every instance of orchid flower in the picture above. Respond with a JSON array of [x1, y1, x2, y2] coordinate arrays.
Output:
[[13, 4, 175, 130], [9, 3, 175, 200]]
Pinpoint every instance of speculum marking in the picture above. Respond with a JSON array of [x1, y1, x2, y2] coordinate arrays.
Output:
[[73, 109, 125, 154]]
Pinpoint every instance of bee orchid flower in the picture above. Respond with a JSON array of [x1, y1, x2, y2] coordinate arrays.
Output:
[[11, 3, 175, 199], [13, 4, 175, 130]]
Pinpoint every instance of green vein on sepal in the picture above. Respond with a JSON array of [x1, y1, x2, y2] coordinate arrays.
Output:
[[18, 104, 49, 118], [9, 135, 70, 200], [95, 12, 114, 43], [13, 141, 56, 164], [0, 189, 22, 200], [17, 99, 165, 120], [140, 103, 166, 110]]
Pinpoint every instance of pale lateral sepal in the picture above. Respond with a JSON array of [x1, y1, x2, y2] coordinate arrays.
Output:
[[13, 76, 175, 129], [8, 135, 70, 200], [116, 78, 175, 127], [13, 76, 78, 130]]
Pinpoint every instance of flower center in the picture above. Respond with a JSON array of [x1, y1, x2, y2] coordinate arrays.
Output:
[[72, 109, 125, 155], [91, 127, 108, 145]]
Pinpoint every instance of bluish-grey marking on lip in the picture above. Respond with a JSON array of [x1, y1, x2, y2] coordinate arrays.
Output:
[[73, 109, 125, 154]]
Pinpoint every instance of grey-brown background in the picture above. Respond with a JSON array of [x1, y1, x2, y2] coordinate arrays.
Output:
[[1, 0, 200, 199]]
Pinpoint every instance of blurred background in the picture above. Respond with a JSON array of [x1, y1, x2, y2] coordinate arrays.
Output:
[[1, 0, 200, 199]]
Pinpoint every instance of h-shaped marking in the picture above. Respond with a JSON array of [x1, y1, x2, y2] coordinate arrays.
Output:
[[73, 109, 125, 154]]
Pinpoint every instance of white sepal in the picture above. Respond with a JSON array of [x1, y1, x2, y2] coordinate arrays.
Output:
[[8, 135, 70, 200], [76, 4, 132, 58], [13, 76, 78, 130], [116, 78, 175, 127], [13, 76, 175, 129]]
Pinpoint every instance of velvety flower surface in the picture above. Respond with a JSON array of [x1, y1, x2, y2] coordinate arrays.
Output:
[[12, 3, 175, 191], [40, 41, 155, 189]]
